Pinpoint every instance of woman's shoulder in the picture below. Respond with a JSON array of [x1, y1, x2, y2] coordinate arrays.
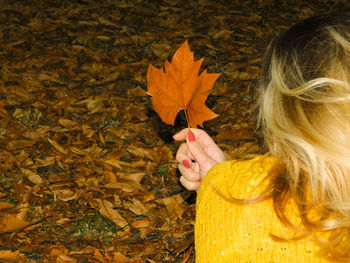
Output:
[[195, 155, 330, 262], [198, 155, 279, 200]]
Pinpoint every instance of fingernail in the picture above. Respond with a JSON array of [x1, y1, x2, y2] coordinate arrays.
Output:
[[198, 177, 202, 182], [182, 159, 191, 168], [188, 130, 196, 142]]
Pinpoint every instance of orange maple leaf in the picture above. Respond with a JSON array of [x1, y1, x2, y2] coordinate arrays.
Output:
[[147, 41, 220, 128]]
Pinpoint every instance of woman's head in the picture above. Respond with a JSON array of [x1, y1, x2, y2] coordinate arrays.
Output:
[[259, 9, 350, 213]]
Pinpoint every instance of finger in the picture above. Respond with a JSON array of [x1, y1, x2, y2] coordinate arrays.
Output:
[[173, 128, 190, 141], [178, 163, 201, 182], [176, 143, 189, 162], [189, 129, 217, 149], [173, 128, 202, 141], [180, 176, 201, 191], [175, 142, 195, 163], [186, 132, 217, 174]]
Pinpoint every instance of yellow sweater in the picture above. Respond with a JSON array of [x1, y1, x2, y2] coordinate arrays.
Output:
[[195, 156, 329, 262]]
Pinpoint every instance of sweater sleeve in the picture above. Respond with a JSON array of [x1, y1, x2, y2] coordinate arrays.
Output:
[[195, 156, 329, 263]]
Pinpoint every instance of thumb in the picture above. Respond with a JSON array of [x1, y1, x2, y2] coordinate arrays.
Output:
[[187, 131, 216, 173]]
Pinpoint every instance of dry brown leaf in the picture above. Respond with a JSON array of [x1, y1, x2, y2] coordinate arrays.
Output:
[[82, 123, 95, 138], [98, 132, 105, 145], [104, 158, 135, 169], [96, 16, 118, 27], [98, 199, 129, 228], [123, 199, 148, 215], [69, 146, 86, 156], [127, 146, 154, 160], [130, 160, 148, 168], [0, 213, 31, 233], [58, 119, 81, 131], [104, 71, 120, 82], [57, 254, 77, 263], [155, 194, 185, 222], [131, 218, 150, 228], [50, 248, 68, 258], [35, 156, 57, 166], [16, 150, 33, 167], [104, 158, 122, 169], [22, 128, 44, 140], [226, 70, 254, 80], [112, 252, 135, 263], [95, 35, 111, 41], [7, 140, 36, 150], [55, 189, 77, 202], [0, 250, 24, 259], [9, 86, 32, 100], [39, 73, 66, 85], [104, 182, 139, 193], [0, 201, 14, 211], [213, 29, 232, 40], [21, 168, 43, 184], [68, 247, 95, 256], [78, 96, 104, 114], [102, 171, 117, 184], [117, 172, 146, 192], [150, 43, 172, 58], [127, 86, 147, 98], [48, 138, 68, 154], [56, 218, 71, 225]]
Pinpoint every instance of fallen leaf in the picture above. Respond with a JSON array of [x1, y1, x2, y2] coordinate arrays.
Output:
[[127, 86, 147, 98], [0, 250, 24, 259], [117, 172, 146, 192], [21, 168, 43, 184], [112, 252, 134, 263], [131, 218, 150, 228], [155, 194, 185, 222], [98, 199, 129, 228], [50, 248, 68, 258], [82, 124, 95, 137], [54, 189, 77, 202], [104, 182, 140, 193], [22, 128, 44, 140], [102, 171, 117, 184], [150, 43, 172, 58], [0, 202, 14, 211], [96, 16, 118, 27], [124, 199, 148, 215], [68, 246, 95, 255], [48, 138, 68, 154], [126, 146, 154, 160], [147, 40, 220, 127], [77, 96, 104, 114], [70, 146, 87, 156], [57, 254, 77, 263], [213, 29, 232, 40], [0, 213, 31, 233], [104, 158, 122, 169], [58, 119, 81, 131]]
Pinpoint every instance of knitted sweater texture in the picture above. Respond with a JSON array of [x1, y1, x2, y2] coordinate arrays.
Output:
[[195, 156, 329, 262]]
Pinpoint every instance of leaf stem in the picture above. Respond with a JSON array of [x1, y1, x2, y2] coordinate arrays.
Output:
[[184, 110, 190, 129]]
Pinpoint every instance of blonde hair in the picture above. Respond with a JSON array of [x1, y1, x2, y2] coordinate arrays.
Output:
[[258, 9, 350, 261]]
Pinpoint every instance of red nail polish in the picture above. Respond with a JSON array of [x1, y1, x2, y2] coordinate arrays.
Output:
[[198, 177, 202, 182], [182, 159, 191, 168], [188, 130, 196, 142]]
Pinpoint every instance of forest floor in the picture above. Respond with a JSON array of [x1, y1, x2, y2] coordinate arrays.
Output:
[[0, 0, 335, 262]]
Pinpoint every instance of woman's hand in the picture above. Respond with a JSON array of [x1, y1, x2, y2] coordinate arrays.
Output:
[[174, 128, 226, 191]]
